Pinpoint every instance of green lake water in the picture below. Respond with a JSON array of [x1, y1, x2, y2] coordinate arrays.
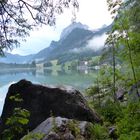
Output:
[[0, 68, 97, 115]]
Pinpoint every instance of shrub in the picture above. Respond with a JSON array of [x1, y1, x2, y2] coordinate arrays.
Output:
[[1, 94, 30, 140], [88, 124, 110, 140], [116, 102, 140, 139], [99, 100, 123, 124]]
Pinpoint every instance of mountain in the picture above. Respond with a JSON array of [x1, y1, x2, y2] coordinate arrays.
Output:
[[33, 22, 111, 63], [33, 41, 57, 62], [33, 22, 91, 60], [0, 53, 34, 64], [0, 22, 112, 64], [60, 22, 89, 40]]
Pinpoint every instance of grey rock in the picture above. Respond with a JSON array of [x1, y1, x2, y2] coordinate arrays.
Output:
[[44, 131, 61, 140], [108, 126, 117, 139], [32, 117, 68, 135], [63, 132, 75, 140], [78, 121, 88, 135], [129, 81, 140, 99], [21, 116, 90, 140], [116, 88, 125, 101]]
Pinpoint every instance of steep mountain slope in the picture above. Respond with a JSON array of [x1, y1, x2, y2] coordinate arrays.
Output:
[[34, 23, 111, 63], [0, 22, 112, 64], [33, 41, 57, 61]]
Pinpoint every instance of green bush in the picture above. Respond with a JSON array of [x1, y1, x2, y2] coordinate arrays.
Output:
[[88, 124, 110, 140], [116, 102, 140, 139], [22, 133, 45, 140], [67, 120, 80, 137], [2, 108, 30, 140], [2, 94, 30, 140], [97, 99, 122, 124]]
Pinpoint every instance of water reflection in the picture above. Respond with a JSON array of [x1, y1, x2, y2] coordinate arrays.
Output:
[[0, 68, 97, 115], [0, 68, 97, 88]]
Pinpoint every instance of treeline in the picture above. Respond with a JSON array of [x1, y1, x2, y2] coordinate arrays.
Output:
[[90, 0, 140, 101], [86, 0, 140, 139], [0, 62, 35, 69]]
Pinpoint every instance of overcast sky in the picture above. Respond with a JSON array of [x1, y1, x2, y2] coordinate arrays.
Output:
[[11, 0, 113, 55]]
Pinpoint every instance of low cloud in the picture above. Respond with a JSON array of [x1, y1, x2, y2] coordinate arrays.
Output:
[[87, 33, 107, 51], [71, 48, 87, 53], [70, 33, 107, 53]]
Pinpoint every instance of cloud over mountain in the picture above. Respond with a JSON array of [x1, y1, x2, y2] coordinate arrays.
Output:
[[87, 33, 107, 51]]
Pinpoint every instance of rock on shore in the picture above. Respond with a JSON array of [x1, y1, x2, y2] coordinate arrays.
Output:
[[0, 79, 101, 136]]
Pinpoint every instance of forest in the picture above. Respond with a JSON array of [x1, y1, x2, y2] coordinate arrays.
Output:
[[85, 0, 140, 139]]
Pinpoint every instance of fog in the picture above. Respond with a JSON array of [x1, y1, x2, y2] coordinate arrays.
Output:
[[87, 33, 107, 51], [71, 33, 107, 53]]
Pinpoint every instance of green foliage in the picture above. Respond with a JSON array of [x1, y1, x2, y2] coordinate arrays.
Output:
[[31, 61, 36, 67], [44, 61, 52, 67], [2, 94, 30, 140], [6, 108, 30, 126], [99, 100, 123, 124], [88, 124, 109, 140], [22, 133, 45, 140], [9, 94, 23, 102], [86, 85, 100, 96], [51, 111, 58, 133], [116, 102, 140, 139], [86, 84, 140, 139], [67, 120, 80, 137], [0, 62, 35, 69], [2, 107, 30, 140], [106, 0, 140, 99]]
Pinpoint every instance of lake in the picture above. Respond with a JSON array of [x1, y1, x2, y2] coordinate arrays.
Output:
[[0, 68, 97, 115]]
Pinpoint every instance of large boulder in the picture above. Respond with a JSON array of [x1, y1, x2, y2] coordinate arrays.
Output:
[[0, 79, 101, 134]]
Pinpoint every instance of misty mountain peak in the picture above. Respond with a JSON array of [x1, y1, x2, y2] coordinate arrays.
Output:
[[60, 22, 89, 40]]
